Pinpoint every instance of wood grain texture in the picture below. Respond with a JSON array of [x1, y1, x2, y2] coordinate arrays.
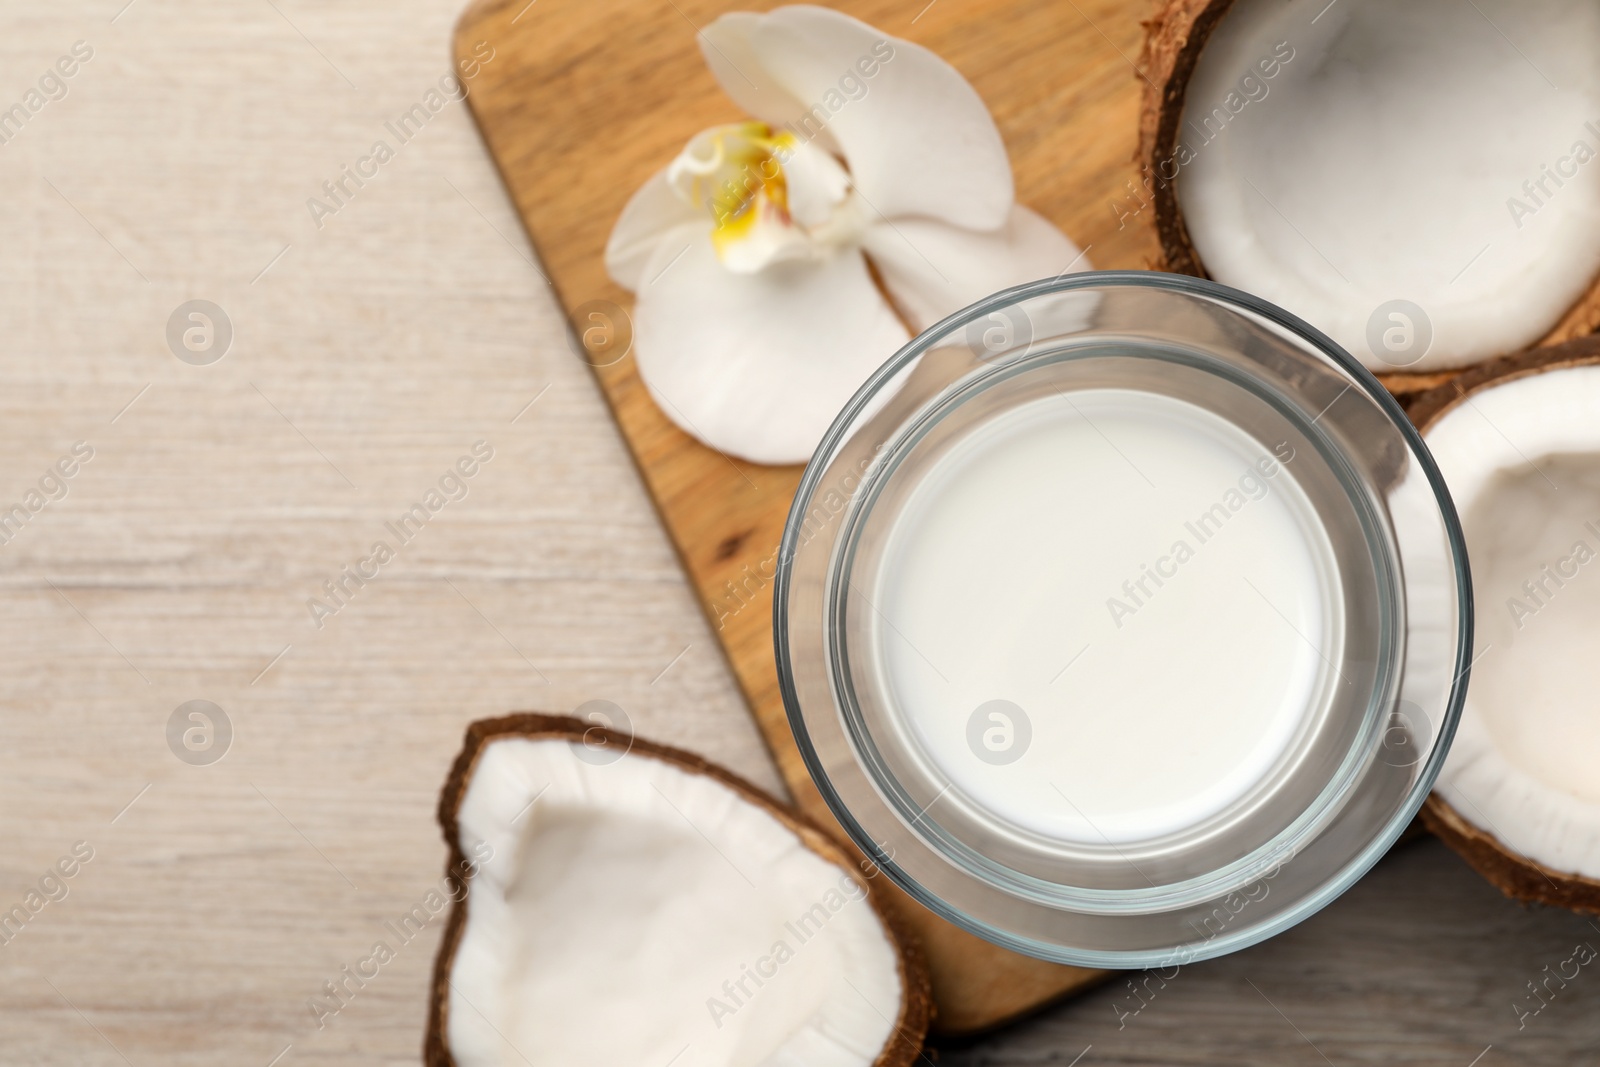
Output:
[[0, 2, 784, 1064], [938, 838, 1600, 1066], [3, 1, 1599, 1064], [452, 0, 1176, 1030]]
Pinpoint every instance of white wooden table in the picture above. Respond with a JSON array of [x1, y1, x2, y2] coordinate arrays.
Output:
[[0, 3, 778, 1064], [0, 2, 1595, 1065]]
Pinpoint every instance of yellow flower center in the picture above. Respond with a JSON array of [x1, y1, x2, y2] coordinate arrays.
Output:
[[691, 124, 798, 256], [667, 121, 856, 273]]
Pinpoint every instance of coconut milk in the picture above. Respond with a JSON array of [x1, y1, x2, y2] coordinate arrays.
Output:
[[871, 388, 1344, 846]]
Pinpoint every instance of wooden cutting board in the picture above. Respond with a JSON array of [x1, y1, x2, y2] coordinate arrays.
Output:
[[454, 0, 1170, 1034]]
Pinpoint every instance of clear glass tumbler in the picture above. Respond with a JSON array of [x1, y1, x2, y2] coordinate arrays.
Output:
[[774, 271, 1472, 966]]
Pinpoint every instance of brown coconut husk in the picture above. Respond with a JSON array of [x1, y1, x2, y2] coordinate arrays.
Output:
[[423, 713, 935, 1067], [1408, 336, 1600, 914], [1421, 799, 1600, 916], [1137, 0, 1600, 399]]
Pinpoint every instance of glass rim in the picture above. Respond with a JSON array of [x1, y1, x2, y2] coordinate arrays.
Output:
[[773, 269, 1474, 967]]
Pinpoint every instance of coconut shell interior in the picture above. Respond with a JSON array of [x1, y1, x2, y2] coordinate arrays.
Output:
[[424, 713, 934, 1067], [1409, 335, 1600, 914], [1137, 0, 1600, 396]]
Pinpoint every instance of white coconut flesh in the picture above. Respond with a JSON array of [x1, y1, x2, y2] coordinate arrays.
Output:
[[1427, 365, 1600, 879], [445, 736, 905, 1067], [1179, 0, 1600, 371]]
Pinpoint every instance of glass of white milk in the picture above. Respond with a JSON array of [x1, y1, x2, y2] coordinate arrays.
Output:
[[775, 271, 1471, 966]]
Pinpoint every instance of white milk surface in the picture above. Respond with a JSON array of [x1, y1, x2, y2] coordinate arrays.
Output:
[[872, 389, 1341, 845]]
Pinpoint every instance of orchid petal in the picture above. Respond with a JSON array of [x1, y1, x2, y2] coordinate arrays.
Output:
[[606, 169, 703, 291], [861, 206, 1090, 331], [700, 5, 1012, 230], [781, 135, 852, 229], [695, 12, 845, 156], [617, 125, 862, 277], [632, 223, 909, 465]]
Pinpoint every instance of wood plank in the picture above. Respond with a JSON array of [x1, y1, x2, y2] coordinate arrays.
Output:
[[453, 0, 1169, 1032], [939, 839, 1600, 1065]]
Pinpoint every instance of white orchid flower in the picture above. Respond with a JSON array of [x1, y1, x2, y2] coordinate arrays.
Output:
[[605, 4, 1089, 465]]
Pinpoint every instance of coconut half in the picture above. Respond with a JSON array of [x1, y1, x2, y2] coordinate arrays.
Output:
[[425, 714, 932, 1067], [1141, 0, 1600, 381], [1412, 337, 1600, 912]]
